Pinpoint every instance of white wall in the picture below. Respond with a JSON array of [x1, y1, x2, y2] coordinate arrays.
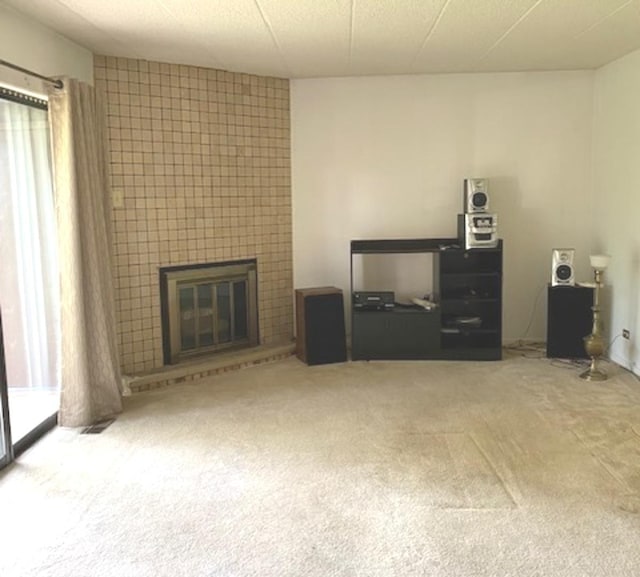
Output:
[[0, 4, 93, 94], [593, 48, 640, 375], [292, 71, 595, 341]]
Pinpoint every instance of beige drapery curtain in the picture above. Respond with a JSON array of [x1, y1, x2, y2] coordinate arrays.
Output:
[[47, 78, 122, 427]]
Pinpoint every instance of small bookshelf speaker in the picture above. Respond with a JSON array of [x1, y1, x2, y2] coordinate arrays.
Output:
[[551, 248, 575, 286]]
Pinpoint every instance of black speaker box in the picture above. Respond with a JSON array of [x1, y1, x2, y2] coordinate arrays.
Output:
[[546, 285, 594, 359], [296, 287, 347, 365]]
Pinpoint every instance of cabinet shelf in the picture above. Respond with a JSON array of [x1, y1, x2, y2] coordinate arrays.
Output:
[[353, 308, 436, 316], [441, 327, 499, 335], [441, 271, 500, 278], [442, 322, 500, 332], [440, 297, 498, 304]]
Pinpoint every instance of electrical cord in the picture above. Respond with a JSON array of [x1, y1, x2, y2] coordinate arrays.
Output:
[[503, 284, 547, 359], [505, 340, 545, 351], [504, 340, 546, 359], [603, 333, 622, 359], [521, 284, 547, 340], [601, 333, 640, 381], [550, 358, 589, 370]]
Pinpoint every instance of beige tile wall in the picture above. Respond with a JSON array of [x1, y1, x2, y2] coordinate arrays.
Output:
[[94, 56, 293, 375]]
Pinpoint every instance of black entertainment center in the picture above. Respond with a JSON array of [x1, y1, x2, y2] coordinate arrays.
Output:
[[350, 238, 503, 361]]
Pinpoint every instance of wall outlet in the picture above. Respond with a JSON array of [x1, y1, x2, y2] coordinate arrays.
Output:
[[623, 329, 630, 340]]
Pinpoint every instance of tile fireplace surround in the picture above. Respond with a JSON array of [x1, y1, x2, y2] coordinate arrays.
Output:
[[94, 56, 293, 376]]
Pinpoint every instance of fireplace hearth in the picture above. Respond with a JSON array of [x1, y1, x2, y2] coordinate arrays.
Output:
[[160, 259, 258, 365]]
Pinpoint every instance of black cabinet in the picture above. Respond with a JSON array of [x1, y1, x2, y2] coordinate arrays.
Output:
[[434, 244, 502, 360], [350, 238, 503, 361]]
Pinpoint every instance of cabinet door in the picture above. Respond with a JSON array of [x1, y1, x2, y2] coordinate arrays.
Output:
[[437, 248, 502, 355], [352, 310, 440, 360]]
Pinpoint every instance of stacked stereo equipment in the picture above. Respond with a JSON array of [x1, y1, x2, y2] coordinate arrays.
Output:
[[457, 178, 499, 250]]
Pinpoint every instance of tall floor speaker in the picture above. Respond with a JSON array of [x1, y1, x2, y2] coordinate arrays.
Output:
[[295, 287, 347, 365], [546, 285, 594, 359]]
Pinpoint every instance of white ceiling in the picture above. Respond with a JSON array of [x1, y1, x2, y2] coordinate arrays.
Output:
[[3, 0, 640, 78]]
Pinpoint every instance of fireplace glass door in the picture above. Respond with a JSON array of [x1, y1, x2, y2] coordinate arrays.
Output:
[[164, 260, 258, 364], [178, 279, 248, 353]]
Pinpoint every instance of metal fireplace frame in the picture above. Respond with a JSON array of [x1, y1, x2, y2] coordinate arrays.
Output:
[[160, 259, 258, 365]]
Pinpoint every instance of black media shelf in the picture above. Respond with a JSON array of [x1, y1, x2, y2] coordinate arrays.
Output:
[[350, 238, 503, 361]]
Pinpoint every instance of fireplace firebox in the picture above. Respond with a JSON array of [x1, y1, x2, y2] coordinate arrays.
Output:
[[160, 260, 258, 365]]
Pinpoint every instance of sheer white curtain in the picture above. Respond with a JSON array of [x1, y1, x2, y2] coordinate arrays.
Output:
[[0, 98, 60, 396], [48, 78, 122, 427]]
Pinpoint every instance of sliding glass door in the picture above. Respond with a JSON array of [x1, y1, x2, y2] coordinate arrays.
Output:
[[0, 311, 12, 468], [0, 87, 60, 467]]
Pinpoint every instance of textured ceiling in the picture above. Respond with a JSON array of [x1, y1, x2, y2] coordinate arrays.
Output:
[[3, 0, 640, 78]]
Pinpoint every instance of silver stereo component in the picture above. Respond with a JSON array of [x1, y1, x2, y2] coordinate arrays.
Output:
[[551, 248, 575, 286], [458, 213, 498, 250], [463, 178, 490, 213]]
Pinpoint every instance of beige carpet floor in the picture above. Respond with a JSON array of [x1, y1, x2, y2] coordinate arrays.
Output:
[[1, 351, 640, 576]]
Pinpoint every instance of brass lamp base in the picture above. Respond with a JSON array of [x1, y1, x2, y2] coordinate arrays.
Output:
[[579, 361, 608, 381], [580, 288, 608, 381]]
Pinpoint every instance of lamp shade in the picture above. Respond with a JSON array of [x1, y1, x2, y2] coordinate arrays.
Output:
[[590, 254, 611, 270]]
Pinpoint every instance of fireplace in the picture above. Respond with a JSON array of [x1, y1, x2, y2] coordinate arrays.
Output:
[[160, 259, 259, 365]]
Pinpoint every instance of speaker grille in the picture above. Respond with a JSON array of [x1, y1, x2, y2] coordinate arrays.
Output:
[[556, 264, 572, 281], [296, 288, 347, 365], [471, 191, 488, 209]]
